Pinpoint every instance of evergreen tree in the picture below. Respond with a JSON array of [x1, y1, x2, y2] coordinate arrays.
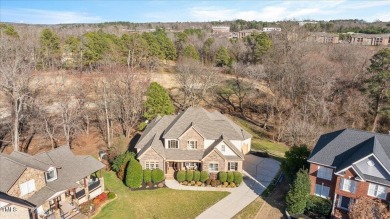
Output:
[[286, 169, 311, 214], [142, 32, 164, 59], [0, 24, 19, 38], [154, 28, 177, 60], [183, 44, 200, 60], [144, 82, 175, 120], [125, 157, 143, 188], [215, 46, 230, 67], [244, 32, 272, 64], [365, 48, 390, 132], [40, 28, 61, 69], [281, 144, 310, 182]]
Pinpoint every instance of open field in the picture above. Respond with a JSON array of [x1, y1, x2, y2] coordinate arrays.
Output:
[[93, 171, 229, 219]]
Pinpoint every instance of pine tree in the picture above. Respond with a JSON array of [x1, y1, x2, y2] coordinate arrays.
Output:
[[144, 82, 175, 120], [281, 144, 310, 182], [215, 47, 230, 67], [286, 169, 311, 214], [183, 45, 200, 60]]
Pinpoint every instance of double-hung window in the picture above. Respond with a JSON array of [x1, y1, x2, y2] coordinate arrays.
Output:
[[168, 140, 178, 149], [209, 163, 219, 172], [315, 184, 330, 198], [221, 145, 226, 152], [187, 140, 197, 150], [19, 179, 36, 197], [228, 162, 238, 171], [317, 166, 333, 180], [368, 183, 387, 199], [145, 161, 159, 170], [340, 178, 357, 193]]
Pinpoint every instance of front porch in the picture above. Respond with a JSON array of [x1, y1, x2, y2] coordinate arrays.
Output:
[[165, 161, 202, 178]]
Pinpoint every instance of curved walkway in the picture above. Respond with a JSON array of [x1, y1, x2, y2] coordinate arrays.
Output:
[[165, 155, 280, 219]]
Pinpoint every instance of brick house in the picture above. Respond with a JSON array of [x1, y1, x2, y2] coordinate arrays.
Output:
[[135, 107, 252, 178], [308, 129, 390, 218], [350, 34, 390, 46], [0, 146, 105, 219]]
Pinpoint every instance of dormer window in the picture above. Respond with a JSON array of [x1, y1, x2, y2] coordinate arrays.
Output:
[[168, 140, 178, 149], [45, 167, 57, 182], [187, 140, 197, 150]]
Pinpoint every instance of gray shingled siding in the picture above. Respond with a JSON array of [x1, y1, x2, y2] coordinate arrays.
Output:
[[178, 127, 204, 150], [139, 148, 164, 170]]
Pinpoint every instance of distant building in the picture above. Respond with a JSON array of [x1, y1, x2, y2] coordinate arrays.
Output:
[[212, 26, 230, 33], [298, 21, 318, 26], [262, 27, 281, 32], [232, 29, 262, 39], [350, 34, 390, 46], [307, 32, 340, 44]]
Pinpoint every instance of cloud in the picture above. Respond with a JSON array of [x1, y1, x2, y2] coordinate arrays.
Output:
[[0, 8, 103, 24]]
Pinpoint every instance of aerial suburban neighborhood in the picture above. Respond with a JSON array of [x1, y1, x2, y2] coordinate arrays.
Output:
[[0, 1, 390, 219]]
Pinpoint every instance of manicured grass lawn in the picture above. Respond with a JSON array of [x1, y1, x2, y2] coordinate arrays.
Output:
[[93, 171, 229, 219], [232, 197, 264, 219], [229, 116, 289, 158]]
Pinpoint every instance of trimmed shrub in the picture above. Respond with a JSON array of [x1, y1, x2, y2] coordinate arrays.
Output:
[[216, 180, 221, 186], [107, 192, 115, 200], [230, 182, 236, 187], [186, 170, 194, 182], [211, 179, 217, 187], [151, 169, 165, 183], [143, 169, 152, 183], [233, 172, 243, 185], [305, 195, 332, 217], [206, 179, 212, 185], [286, 169, 311, 214], [138, 122, 147, 131], [117, 161, 129, 181], [223, 182, 228, 187], [200, 171, 209, 182], [125, 158, 143, 189], [218, 171, 227, 183], [112, 151, 135, 172], [176, 170, 186, 183], [227, 172, 234, 183], [194, 171, 201, 181]]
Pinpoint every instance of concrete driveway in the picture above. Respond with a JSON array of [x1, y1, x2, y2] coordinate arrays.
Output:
[[196, 154, 280, 219]]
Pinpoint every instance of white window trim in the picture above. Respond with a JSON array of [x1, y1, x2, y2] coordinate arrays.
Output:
[[187, 140, 197, 150], [337, 196, 353, 211], [45, 167, 57, 182], [208, 162, 219, 172], [145, 161, 160, 170], [19, 179, 36, 197], [317, 166, 333, 180], [221, 145, 226, 152], [368, 183, 387, 200], [228, 162, 238, 171], [340, 178, 357, 193]]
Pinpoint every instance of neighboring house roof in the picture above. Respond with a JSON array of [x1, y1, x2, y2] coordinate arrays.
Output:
[[308, 128, 390, 186], [0, 146, 105, 206], [0, 192, 36, 208]]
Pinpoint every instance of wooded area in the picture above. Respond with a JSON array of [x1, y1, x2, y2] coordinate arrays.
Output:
[[0, 20, 389, 155]]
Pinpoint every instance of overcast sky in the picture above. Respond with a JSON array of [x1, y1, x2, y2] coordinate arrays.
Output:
[[1, 0, 389, 24]]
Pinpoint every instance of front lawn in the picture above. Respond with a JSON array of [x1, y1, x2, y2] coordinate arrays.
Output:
[[93, 171, 229, 219]]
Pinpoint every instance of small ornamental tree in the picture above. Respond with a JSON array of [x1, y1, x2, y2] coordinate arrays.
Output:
[[233, 172, 243, 185], [186, 170, 194, 181], [281, 144, 310, 182], [151, 169, 165, 183], [144, 82, 175, 120], [177, 170, 186, 182], [286, 169, 311, 214], [200, 171, 209, 182], [143, 169, 152, 183], [112, 151, 135, 172], [125, 158, 143, 189], [349, 196, 390, 219], [218, 171, 227, 183], [194, 171, 201, 181], [227, 172, 234, 183]]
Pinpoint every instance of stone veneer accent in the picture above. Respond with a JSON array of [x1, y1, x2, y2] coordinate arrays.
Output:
[[7, 167, 46, 199], [138, 148, 164, 170], [178, 127, 204, 150], [202, 150, 225, 172]]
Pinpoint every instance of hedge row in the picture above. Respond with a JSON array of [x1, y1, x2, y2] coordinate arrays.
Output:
[[177, 170, 209, 182], [218, 171, 243, 185]]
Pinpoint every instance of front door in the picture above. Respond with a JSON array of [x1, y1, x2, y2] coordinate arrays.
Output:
[[167, 162, 175, 174]]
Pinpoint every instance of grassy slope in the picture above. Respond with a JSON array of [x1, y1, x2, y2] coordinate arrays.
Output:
[[232, 197, 264, 219], [229, 116, 289, 158], [94, 171, 229, 219]]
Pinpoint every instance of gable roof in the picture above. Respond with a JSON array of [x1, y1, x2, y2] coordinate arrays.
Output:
[[202, 137, 244, 161], [0, 154, 27, 192], [0, 192, 35, 209], [309, 128, 390, 185]]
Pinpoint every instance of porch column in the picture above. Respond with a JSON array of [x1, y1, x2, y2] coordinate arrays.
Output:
[[84, 176, 90, 200]]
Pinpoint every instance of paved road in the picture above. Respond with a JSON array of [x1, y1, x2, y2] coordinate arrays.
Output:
[[166, 154, 280, 219]]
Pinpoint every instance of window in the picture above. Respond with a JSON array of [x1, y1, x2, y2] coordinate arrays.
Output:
[[338, 196, 353, 210], [368, 183, 387, 199], [185, 162, 198, 170], [317, 166, 333, 180], [187, 140, 197, 150], [168, 140, 178, 149], [45, 167, 57, 182], [357, 37, 363, 43], [221, 145, 225, 152], [209, 163, 219, 172], [145, 161, 159, 170], [228, 162, 238, 171], [375, 37, 383, 45], [315, 184, 330, 198], [340, 178, 357, 193], [19, 179, 35, 196]]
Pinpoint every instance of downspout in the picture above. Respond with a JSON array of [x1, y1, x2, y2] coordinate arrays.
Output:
[[331, 193, 337, 216]]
